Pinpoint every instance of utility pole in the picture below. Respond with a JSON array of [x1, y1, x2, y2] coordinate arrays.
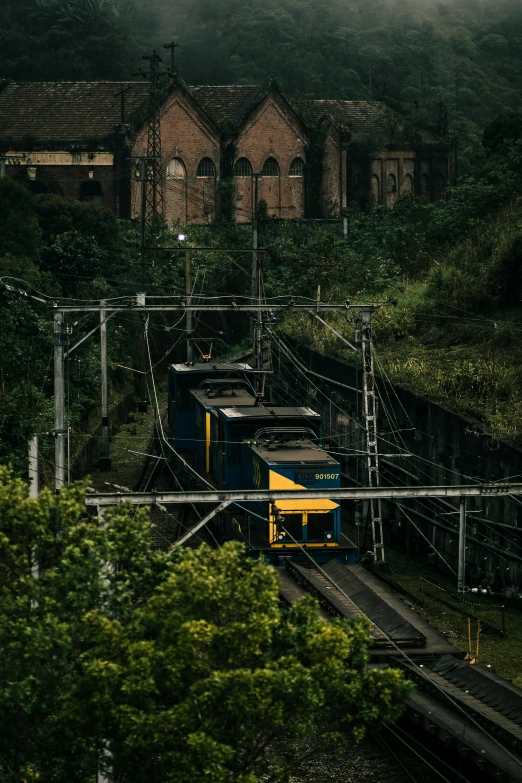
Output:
[[54, 312, 66, 491], [454, 70, 461, 186], [255, 253, 264, 399], [100, 301, 111, 470], [114, 85, 131, 124], [360, 308, 385, 567], [28, 434, 39, 605], [141, 50, 164, 226], [251, 174, 260, 339], [185, 249, 193, 364], [458, 497, 466, 593], [28, 435, 39, 499], [163, 40, 180, 75]]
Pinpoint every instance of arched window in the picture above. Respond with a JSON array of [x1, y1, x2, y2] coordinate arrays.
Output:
[[234, 157, 252, 177], [402, 173, 413, 193], [261, 157, 279, 176], [420, 173, 430, 195], [289, 157, 304, 177], [80, 180, 103, 203], [371, 174, 380, 204], [196, 157, 216, 177], [167, 157, 186, 179], [386, 173, 397, 194]]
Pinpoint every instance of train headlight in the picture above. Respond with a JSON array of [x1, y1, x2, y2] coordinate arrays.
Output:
[[325, 531, 333, 541], [278, 532, 285, 541]]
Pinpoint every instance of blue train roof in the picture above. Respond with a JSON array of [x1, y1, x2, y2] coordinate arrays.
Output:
[[218, 406, 320, 421], [170, 362, 253, 374], [251, 439, 339, 466], [190, 387, 255, 408]]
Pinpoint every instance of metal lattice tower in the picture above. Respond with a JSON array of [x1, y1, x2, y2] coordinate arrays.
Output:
[[360, 308, 386, 565], [142, 50, 164, 226]]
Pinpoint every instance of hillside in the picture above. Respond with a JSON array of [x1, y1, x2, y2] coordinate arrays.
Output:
[[281, 189, 522, 443], [2, 1, 522, 170]]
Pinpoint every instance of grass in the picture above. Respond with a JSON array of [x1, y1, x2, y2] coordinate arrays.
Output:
[[88, 391, 167, 492], [380, 543, 522, 686]]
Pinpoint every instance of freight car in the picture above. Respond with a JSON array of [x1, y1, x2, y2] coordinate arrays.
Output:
[[167, 361, 356, 563]]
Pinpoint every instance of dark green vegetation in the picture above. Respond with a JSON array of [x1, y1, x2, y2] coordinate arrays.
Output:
[[3, 1, 522, 170], [281, 116, 522, 443], [0, 180, 147, 475], [381, 542, 522, 688], [0, 0, 156, 81], [0, 467, 411, 782]]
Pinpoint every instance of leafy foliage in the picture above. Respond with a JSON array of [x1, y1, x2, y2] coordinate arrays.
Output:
[[0, 468, 412, 781], [2, 2, 522, 167]]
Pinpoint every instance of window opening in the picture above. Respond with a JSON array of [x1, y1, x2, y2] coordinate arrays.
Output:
[[261, 157, 279, 176], [386, 174, 397, 194], [167, 158, 186, 178], [289, 157, 304, 176], [234, 157, 252, 177], [196, 157, 216, 177], [80, 180, 103, 203], [307, 512, 335, 541]]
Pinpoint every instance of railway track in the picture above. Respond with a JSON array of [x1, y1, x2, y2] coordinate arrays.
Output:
[[279, 558, 522, 782], [134, 419, 216, 550]]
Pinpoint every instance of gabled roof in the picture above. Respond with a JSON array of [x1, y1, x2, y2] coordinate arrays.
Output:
[[0, 80, 262, 147], [311, 99, 443, 146], [0, 81, 149, 147], [232, 77, 307, 135], [311, 100, 389, 136], [190, 85, 258, 126]]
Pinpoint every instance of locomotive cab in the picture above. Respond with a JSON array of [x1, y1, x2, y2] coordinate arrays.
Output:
[[231, 428, 356, 564]]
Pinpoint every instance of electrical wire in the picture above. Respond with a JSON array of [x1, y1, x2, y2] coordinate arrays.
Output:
[[279, 526, 522, 774]]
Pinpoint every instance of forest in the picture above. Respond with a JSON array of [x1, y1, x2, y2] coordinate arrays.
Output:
[[2, 0, 522, 455], [3, 0, 522, 168]]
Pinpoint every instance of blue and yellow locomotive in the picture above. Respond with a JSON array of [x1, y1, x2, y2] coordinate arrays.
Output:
[[168, 361, 356, 563]]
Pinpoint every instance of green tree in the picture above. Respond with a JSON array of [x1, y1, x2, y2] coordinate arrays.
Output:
[[0, 179, 41, 259], [0, 468, 413, 782]]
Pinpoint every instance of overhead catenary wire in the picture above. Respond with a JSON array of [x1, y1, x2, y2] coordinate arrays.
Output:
[[279, 526, 522, 774]]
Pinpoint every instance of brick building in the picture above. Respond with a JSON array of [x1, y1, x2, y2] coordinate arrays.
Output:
[[0, 76, 449, 224]]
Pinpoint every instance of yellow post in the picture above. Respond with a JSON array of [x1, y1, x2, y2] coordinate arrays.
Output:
[[205, 412, 211, 474], [470, 620, 481, 665], [465, 618, 472, 660]]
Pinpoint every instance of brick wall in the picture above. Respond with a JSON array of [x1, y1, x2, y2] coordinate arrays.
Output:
[[132, 89, 222, 226], [233, 94, 308, 220], [321, 128, 341, 216]]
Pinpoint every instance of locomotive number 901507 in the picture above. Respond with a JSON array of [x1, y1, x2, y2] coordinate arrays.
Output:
[[315, 473, 340, 480]]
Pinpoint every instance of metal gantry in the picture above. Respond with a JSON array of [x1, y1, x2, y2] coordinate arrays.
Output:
[[85, 484, 522, 506], [359, 308, 385, 565], [143, 50, 164, 226]]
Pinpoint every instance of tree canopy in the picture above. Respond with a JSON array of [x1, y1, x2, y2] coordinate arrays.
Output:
[[0, 466, 412, 781], [3, 1, 522, 168]]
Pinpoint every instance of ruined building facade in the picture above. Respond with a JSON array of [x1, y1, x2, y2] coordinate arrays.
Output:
[[0, 77, 449, 224]]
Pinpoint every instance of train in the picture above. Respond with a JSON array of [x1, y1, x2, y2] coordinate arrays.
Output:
[[167, 360, 356, 564]]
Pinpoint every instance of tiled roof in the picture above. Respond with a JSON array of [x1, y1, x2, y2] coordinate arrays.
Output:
[[311, 100, 389, 135], [0, 81, 260, 146], [191, 85, 257, 125], [312, 99, 442, 145], [0, 81, 149, 146], [0, 81, 442, 149]]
